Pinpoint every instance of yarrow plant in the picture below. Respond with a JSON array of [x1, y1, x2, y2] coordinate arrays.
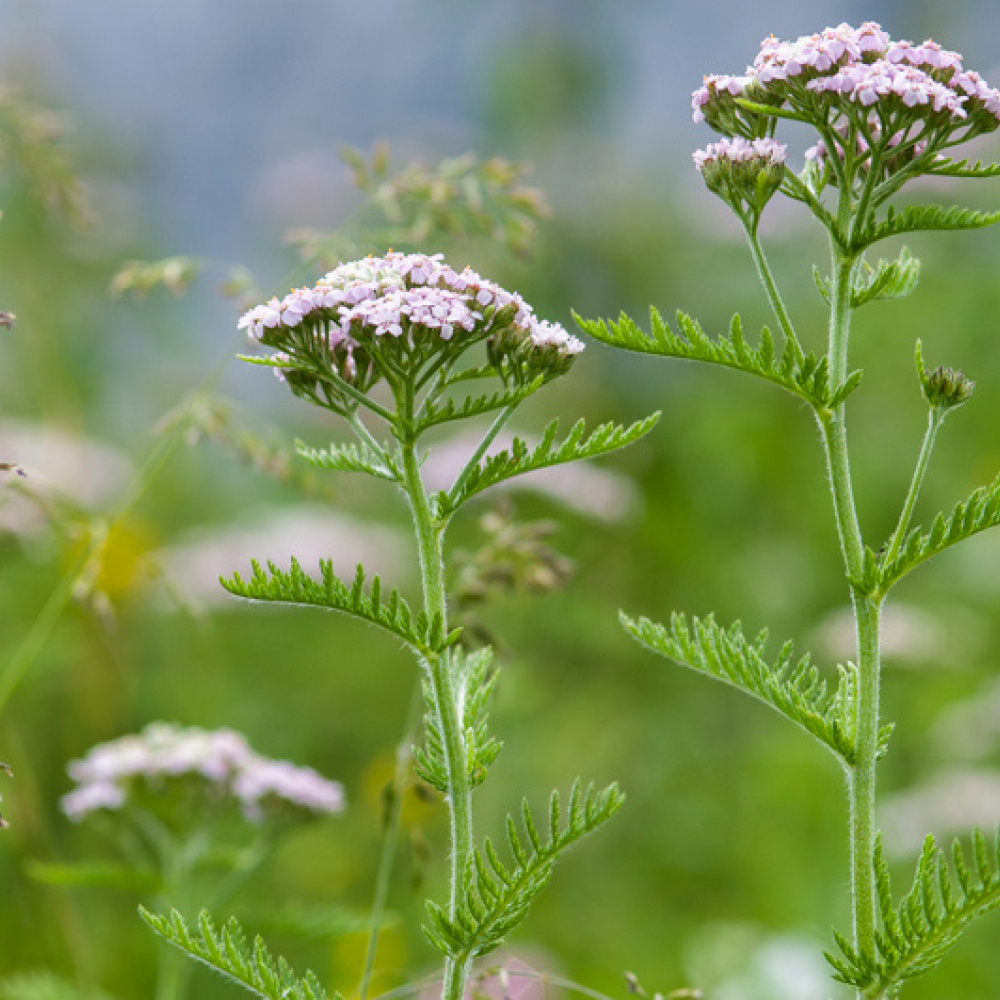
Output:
[[58, 723, 344, 1000], [578, 20, 1000, 1000], [141, 250, 658, 1000]]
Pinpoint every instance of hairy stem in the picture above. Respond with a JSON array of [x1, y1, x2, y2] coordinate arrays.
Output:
[[819, 247, 881, 991], [744, 222, 800, 348], [399, 389, 474, 1000], [882, 407, 945, 571]]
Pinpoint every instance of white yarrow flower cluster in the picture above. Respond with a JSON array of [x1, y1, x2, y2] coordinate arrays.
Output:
[[61, 722, 345, 823], [237, 252, 582, 388]]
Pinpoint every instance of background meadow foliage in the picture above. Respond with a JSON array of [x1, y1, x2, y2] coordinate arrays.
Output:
[[2, 3, 1000, 998]]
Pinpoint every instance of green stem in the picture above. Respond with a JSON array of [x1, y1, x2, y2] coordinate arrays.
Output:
[[446, 402, 519, 512], [398, 391, 474, 1000], [882, 408, 945, 571], [359, 683, 424, 1000], [744, 221, 800, 349], [818, 248, 880, 992], [819, 253, 864, 576]]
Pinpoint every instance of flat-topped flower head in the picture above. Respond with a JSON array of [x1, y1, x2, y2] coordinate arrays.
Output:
[[238, 251, 582, 407], [694, 22, 1000, 212], [693, 136, 787, 220], [61, 722, 345, 824]]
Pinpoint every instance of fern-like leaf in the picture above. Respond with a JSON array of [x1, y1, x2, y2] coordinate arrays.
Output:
[[857, 203, 1000, 249], [828, 829, 1000, 995], [576, 309, 860, 410], [851, 248, 921, 307], [139, 908, 334, 1000], [439, 414, 659, 516], [423, 781, 624, 961], [296, 440, 399, 481], [416, 381, 542, 434], [814, 252, 921, 307], [221, 558, 460, 655], [878, 472, 1000, 593], [622, 611, 858, 763], [414, 647, 502, 792], [928, 157, 1000, 179]]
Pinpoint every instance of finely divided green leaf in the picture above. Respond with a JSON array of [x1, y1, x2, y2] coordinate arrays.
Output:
[[850, 248, 921, 307], [879, 472, 1000, 592], [622, 611, 858, 763], [576, 308, 859, 410], [296, 440, 399, 481], [423, 781, 624, 961], [425, 783, 623, 959], [858, 203, 1000, 249], [220, 558, 459, 655], [415, 647, 502, 793], [139, 908, 334, 1000], [440, 413, 659, 515], [416, 381, 542, 434], [928, 157, 1000, 179], [829, 829, 1000, 994]]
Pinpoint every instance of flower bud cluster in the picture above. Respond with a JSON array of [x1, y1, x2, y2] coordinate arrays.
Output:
[[61, 723, 345, 824], [692, 22, 1000, 192], [238, 252, 583, 397], [692, 137, 787, 218], [920, 363, 976, 411]]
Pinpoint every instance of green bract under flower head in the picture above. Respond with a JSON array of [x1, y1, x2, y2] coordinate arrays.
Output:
[[238, 252, 583, 407]]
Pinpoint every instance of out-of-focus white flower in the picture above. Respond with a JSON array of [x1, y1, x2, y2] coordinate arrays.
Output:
[[61, 722, 345, 823], [0, 419, 131, 536], [931, 675, 1000, 760], [880, 769, 1000, 856], [153, 505, 407, 609], [686, 923, 830, 1000], [423, 431, 639, 523]]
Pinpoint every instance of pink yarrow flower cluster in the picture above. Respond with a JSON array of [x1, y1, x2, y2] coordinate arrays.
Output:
[[693, 136, 787, 172], [238, 252, 583, 367], [61, 722, 345, 823], [692, 21, 1000, 128], [692, 137, 788, 216]]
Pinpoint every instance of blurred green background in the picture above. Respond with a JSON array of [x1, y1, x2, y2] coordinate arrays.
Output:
[[2, 1, 1000, 997]]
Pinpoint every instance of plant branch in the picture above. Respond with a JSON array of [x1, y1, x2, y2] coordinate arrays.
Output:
[[445, 402, 520, 516], [743, 221, 801, 349], [881, 407, 945, 574]]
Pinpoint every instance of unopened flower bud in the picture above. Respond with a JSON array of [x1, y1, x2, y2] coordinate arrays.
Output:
[[915, 340, 975, 410], [693, 137, 787, 220], [922, 364, 975, 410]]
